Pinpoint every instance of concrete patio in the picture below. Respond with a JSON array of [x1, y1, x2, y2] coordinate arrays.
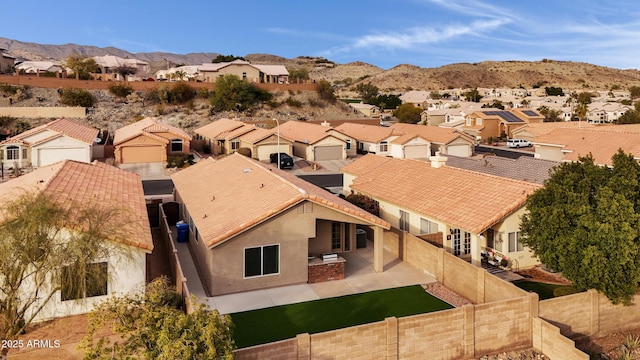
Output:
[[170, 230, 437, 315]]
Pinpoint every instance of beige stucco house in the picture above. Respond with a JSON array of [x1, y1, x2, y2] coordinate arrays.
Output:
[[92, 55, 149, 81], [114, 117, 191, 164], [0, 160, 153, 322], [391, 123, 476, 157], [342, 154, 541, 270], [276, 121, 348, 161], [532, 126, 640, 165], [462, 109, 544, 141], [195, 118, 293, 161], [198, 60, 289, 84], [0, 118, 98, 169], [171, 154, 390, 296]]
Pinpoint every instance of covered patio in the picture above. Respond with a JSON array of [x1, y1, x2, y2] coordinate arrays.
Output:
[[174, 235, 436, 314]]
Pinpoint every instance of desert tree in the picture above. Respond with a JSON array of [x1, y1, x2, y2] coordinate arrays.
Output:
[[354, 82, 379, 104], [0, 191, 136, 359], [288, 67, 310, 83], [315, 80, 336, 103], [65, 55, 99, 80], [80, 278, 235, 359], [209, 74, 271, 112], [114, 65, 138, 81], [520, 151, 640, 304], [393, 103, 422, 124]]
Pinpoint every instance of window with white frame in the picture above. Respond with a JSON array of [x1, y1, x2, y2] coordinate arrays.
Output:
[[345, 139, 351, 150], [231, 140, 240, 151], [420, 218, 438, 234], [171, 139, 183, 152], [463, 231, 471, 255], [452, 228, 461, 256], [399, 210, 410, 231], [508, 231, 524, 252], [6, 146, 19, 160], [379, 141, 388, 152], [244, 244, 279, 277]]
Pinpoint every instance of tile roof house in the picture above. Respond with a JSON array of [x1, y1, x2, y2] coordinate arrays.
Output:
[[462, 109, 544, 141], [114, 117, 191, 164], [334, 123, 403, 158], [171, 153, 390, 296], [510, 121, 597, 141], [15, 61, 65, 75], [532, 126, 640, 165], [391, 123, 476, 157], [0, 118, 98, 169], [342, 154, 541, 269], [348, 103, 381, 118], [198, 60, 289, 84], [445, 155, 559, 185], [0, 160, 152, 321], [92, 55, 149, 81], [195, 118, 293, 161], [275, 121, 349, 161]]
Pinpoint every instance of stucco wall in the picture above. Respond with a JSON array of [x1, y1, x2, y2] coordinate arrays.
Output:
[[30, 241, 147, 322], [0, 106, 86, 118], [31, 136, 91, 167], [534, 144, 565, 162]]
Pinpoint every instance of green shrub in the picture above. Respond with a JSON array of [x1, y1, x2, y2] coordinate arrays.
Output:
[[59, 87, 95, 107], [108, 83, 134, 98], [285, 97, 302, 107], [0, 83, 18, 95], [166, 154, 194, 168], [171, 81, 196, 104]]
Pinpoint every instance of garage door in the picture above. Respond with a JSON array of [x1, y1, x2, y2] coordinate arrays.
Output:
[[447, 145, 470, 157], [403, 145, 429, 159], [121, 146, 164, 164], [314, 145, 343, 161], [38, 147, 86, 167], [257, 144, 289, 162]]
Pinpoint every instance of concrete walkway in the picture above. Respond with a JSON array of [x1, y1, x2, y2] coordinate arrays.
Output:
[[169, 230, 436, 315]]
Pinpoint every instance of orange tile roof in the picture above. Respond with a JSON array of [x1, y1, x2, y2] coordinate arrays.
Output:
[[347, 155, 541, 233], [334, 123, 402, 143], [390, 123, 475, 144], [276, 121, 338, 144], [171, 154, 390, 248], [0, 118, 98, 145], [533, 127, 640, 165], [0, 160, 153, 252], [113, 117, 191, 145], [512, 121, 597, 137], [341, 154, 395, 177], [238, 127, 275, 144], [195, 118, 246, 140]]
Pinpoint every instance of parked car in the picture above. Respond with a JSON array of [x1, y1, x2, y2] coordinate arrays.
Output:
[[270, 153, 294, 169], [507, 139, 532, 148]]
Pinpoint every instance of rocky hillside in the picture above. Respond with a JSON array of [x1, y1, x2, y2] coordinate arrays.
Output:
[[3, 37, 640, 92]]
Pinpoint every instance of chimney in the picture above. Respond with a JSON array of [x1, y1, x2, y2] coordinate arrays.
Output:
[[429, 151, 447, 168], [320, 121, 331, 127]]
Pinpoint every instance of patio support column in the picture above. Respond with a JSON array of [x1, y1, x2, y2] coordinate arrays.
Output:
[[373, 226, 384, 273], [471, 233, 482, 266]]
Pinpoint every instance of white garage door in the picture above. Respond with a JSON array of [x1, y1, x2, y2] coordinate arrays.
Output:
[[257, 144, 289, 162], [38, 147, 86, 167], [315, 145, 343, 161], [404, 145, 429, 159], [447, 145, 470, 157]]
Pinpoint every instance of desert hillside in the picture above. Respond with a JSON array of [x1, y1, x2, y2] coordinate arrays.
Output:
[[2, 38, 640, 92]]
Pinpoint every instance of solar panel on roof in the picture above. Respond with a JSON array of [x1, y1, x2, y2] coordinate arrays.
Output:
[[483, 111, 526, 123], [522, 110, 538, 116]]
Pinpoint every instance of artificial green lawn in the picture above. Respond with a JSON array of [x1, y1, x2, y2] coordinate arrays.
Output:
[[513, 280, 579, 300], [230, 285, 453, 348]]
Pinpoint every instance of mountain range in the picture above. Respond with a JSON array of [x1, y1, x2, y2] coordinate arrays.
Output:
[[3, 37, 640, 91]]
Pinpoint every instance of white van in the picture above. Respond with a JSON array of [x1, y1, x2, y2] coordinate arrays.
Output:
[[507, 139, 532, 148]]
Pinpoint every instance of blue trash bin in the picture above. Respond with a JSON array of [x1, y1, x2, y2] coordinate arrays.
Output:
[[176, 221, 189, 243]]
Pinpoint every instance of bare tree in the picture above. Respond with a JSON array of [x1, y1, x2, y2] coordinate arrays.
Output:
[[114, 65, 138, 81]]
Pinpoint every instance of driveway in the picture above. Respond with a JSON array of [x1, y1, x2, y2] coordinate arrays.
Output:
[[118, 162, 169, 180]]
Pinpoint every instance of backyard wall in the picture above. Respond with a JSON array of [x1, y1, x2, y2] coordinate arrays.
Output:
[[0, 106, 86, 118], [539, 289, 640, 339]]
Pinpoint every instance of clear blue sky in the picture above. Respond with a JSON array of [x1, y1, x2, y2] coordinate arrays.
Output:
[[5, 0, 640, 70]]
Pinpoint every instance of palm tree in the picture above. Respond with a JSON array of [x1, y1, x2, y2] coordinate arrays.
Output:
[[173, 70, 187, 81]]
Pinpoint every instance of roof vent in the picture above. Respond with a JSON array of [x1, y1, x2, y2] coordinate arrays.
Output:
[[242, 168, 253, 173]]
